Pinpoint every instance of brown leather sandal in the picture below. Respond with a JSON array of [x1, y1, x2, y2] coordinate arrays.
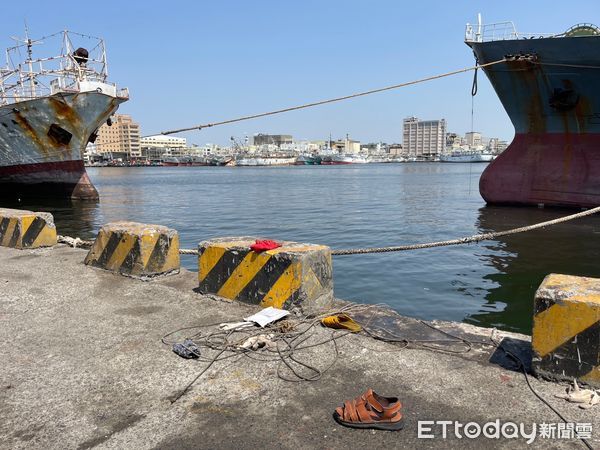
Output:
[[333, 388, 405, 431]]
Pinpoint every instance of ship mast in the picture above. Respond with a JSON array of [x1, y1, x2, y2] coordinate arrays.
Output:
[[24, 24, 36, 98]]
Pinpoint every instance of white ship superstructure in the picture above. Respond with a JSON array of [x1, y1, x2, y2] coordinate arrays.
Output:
[[0, 30, 128, 199]]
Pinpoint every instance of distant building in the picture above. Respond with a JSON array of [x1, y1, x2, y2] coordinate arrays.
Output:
[[95, 114, 141, 160], [140, 135, 187, 161], [487, 137, 508, 154], [465, 131, 482, 147], [361, 142, 388, 155], [331, 135, 361, 154], [388, 144, 403, 156], [141, 135, 187, 149], [446, 132, 462, 148], [403, 117, 447, 158], [252, 134, 293, 147]]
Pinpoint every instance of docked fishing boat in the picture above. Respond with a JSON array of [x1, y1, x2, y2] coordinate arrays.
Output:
[[440, 149, 495, 163], [324, 154, 368, 165], [191, 156, 211, 166], [208, 156, 233, 166], [294, 154, 322, 165], [162, 157, 180, 166], [366, 156, 389, 164], [466, 17, 600, 207], [236, 155, 296, 166], [0, 30, 128, 199]]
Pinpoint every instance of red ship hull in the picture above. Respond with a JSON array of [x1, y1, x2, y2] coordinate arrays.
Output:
[[0, 160, 98, 200], [480, 134, 600, 207]]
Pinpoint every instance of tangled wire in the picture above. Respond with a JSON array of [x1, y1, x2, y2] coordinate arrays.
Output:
[[161, 303, 493, 404], [162, 302, 595, 449]]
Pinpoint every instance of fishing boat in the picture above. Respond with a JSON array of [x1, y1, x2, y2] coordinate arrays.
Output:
[[190, 156, 211, 166], [294, 154, 321, 165], [325, 154, 368, 165], [0, 30, 128, 199], [236, 155, 296, 166], [466, 17, 600, 207], [440, 148, 495, 163], [209, 156, 233, 166], [162, 157, 180, 166]]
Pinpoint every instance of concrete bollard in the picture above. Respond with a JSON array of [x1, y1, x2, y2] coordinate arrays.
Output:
[[198, 237, 333, 310], [0, 208, 57, 249], [84, 221, 180, 279], [532, 274, 600, 387]]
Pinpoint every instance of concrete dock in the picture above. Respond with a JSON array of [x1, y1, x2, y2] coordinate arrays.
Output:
[[1, 245, 598, 449]]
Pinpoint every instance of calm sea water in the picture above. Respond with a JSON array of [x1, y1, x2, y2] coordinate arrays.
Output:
[[7, 164, 600, 334]]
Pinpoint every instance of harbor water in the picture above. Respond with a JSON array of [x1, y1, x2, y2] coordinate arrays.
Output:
[[7, 163, 600, 334]]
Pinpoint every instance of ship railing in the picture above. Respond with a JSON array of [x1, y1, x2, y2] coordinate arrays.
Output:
[[465, 21, 556, 42], [0, 30, 124, 105], [117, 87, 129, 99]]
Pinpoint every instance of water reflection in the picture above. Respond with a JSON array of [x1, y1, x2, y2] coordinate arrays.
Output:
[[465, 206, 600, 333], [4, 165, 599, 335]]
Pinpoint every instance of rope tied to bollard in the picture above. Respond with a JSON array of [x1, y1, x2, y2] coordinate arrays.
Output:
[[57, 206, 600, 256], [173, 205, 600, 257], [57, 235, 94, 248], [57, 205, 600, 256]]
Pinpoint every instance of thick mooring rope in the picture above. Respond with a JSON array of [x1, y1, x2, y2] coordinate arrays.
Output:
[[179, 248, 199, 255], [330, 205, 600, 256], [59, 205, 600, 256], [57, 235, 94, 248], [159, 59, 507, 135]]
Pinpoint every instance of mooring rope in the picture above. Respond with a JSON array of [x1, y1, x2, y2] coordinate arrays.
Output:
[[329, 205, 600, 256], [73, 58, 508, 154], [159, 59, 507, 135], [179, 248, 200, 255], [57, 235, 94, 248], [58, 204, 600, 256]]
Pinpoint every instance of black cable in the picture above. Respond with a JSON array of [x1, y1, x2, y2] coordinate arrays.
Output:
[[170, 346, 228, 404], [163, 303, 595, 450], [501, 348, 594, 450]]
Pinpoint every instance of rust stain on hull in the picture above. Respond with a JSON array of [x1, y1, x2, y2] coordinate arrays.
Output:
[[49, 95, 82, 130], [11, 111, 50, 156]]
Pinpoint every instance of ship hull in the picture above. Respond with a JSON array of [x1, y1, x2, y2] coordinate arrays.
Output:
[[0, 91, 125, 200], [440, 154, 494, 163], [468, 35, 600, 208], [0, 160, 98, 199], [236, 157, 296, 166], [479, 133, 600, 207]]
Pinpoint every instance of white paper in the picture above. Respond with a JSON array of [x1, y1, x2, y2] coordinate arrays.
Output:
[[244, 307, 290, 327]]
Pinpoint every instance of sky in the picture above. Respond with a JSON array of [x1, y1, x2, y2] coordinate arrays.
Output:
[[2, 1, 599, 146]]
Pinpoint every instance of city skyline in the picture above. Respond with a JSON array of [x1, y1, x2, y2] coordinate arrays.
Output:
[[3, 1, 597, 146], [89, 113, 507, 164]]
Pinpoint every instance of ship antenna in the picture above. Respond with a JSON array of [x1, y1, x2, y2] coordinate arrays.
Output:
[[24, 20, 36, 98]]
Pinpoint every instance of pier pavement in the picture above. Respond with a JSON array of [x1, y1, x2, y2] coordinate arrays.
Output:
[[1, 245, 598, 449]]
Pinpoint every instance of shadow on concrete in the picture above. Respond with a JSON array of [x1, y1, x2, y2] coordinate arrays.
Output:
[[488, 336, 533, 373]]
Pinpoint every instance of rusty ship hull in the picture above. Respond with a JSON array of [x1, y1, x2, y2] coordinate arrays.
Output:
[[0, 91, 124, 200], [468, 34, 600, 208]]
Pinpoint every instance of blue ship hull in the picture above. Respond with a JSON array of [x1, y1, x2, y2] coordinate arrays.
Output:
[[467, 33, 600, 207]]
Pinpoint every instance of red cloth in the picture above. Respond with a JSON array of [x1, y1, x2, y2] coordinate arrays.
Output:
[[250, 239, 282, 252]]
